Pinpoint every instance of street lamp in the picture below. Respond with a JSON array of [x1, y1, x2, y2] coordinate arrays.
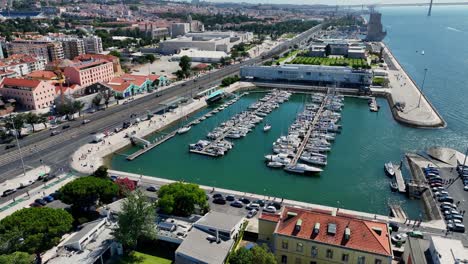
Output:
[[9, 116, 27, 176], [417, 68, 428, 108]]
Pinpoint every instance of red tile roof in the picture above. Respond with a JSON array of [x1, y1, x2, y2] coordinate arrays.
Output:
[[26, 70, 57, 80], [74, 54, 117, 62], [107, 74, 159, 92], [1, 78, 41, 89], [274, 207, 392, 256]]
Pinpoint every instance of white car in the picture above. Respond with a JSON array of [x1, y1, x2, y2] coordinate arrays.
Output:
[[391, 234, 408, 244], [247, 209, 258, 218], [464, 186, 468, 191], [263, 206, 277, 213]]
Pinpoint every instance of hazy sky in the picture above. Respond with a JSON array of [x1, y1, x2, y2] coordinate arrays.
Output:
[[204, 0, 467, 5]]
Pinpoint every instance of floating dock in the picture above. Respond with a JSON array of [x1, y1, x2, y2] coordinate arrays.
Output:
[[394, 164, 407, 193]]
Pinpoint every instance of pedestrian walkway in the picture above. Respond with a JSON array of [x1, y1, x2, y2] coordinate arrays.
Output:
[[0, 166, 50, 194], [0, 172, 76, 219]]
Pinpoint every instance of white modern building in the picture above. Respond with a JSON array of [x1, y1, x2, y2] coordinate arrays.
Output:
[[240, 64, 373, 88], [172, 49, 228, 63]]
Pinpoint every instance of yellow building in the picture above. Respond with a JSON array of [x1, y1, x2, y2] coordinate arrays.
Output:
[[259, 207, 393, 264]]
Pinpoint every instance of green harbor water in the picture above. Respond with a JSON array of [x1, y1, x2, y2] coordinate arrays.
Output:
[[111, 92, 423, 217]]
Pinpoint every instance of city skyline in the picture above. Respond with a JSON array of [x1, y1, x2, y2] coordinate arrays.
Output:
[[199, 0, 468, 5]]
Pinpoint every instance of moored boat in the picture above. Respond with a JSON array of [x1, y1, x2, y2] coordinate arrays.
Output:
[[384, 162, 395, 177]]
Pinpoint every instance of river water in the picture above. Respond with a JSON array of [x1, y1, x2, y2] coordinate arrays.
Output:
[[111, 6, 468, 218]]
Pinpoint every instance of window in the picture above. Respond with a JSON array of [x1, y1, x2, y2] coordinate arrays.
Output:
[[295, 257, 301, 264], [357, 256, 366, 264], [311, 246, 318, 257], [342, 254, 349, 262], [282, 240, 288, 249], [296, 242, 303, 252], [375, 260, 382, 264], [281, 255, 287, 264], [326, 249, 333, 259]]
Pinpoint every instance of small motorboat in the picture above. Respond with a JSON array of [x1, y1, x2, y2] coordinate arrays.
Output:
[[390, 181, 398, 192], [263, 124, 272, 132], [384, 162, 396, 177], [267, 161, 284, 168], [177, 126, 191, 135]]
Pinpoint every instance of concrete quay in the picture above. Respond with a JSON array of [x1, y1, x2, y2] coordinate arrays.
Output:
[[380, 42, 446, 128]]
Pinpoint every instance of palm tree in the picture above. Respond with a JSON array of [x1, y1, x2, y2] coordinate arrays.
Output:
[[24, 112, 39, 132], [72, 101, 85, 118]]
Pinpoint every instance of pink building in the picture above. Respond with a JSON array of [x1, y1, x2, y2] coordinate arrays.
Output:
[[0, 78, 56, 110], [63, 59, 114, 87]]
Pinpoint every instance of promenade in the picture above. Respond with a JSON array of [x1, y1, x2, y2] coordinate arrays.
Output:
[[380, 43, 445, 128]]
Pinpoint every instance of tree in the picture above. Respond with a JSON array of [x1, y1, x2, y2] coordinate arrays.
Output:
[[0, 208, 73, 255], [179, 55, 192, 78], [5, 114, 25, 138], [113, 190, 156, 254], [144, 54, 156, 64], [72, 101, 85, 117], [92, 94, 102, 109], [0, 251, 34, 264], [115, 177, 136, 197], [37, 113, 49, 129], [93, 165, 108, 178], [157, 182, 208, 216], [59, 176, 118, 208], [230, 245, 277, 264], [24, 113, 39, 133], [109, 50, 122, 59]]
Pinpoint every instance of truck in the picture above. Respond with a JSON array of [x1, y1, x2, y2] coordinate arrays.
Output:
[[92, 133, 105, 143]]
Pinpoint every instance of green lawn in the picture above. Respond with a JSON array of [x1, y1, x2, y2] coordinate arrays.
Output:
[[288, 56, 370, 69], [277, 50, 301, 64], [115, 251, 172, 264]]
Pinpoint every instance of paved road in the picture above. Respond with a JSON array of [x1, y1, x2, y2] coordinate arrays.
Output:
[[0, 24, 322, 203]]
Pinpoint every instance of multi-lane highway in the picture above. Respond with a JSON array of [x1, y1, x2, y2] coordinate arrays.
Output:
[[0, 24, 322, 201]]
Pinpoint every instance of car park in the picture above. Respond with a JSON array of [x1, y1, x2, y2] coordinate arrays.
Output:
[[230, 201, 243, 208], [226, 195, 236, 201], [213, 198, 226, 205], [247, 209, 258, 218], [146, 186, 157, 192], [264, 206, 277, 213]]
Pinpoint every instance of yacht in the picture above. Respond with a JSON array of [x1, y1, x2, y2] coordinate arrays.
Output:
[[263, 124, 272, 132], [267, 161, 284, 168], [177, 126, 191, 134], [284, 163, 323, 174], [300, 155, 327, 166]]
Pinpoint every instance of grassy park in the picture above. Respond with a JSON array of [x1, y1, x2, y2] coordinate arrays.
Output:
[[288, 56, 370, 69]]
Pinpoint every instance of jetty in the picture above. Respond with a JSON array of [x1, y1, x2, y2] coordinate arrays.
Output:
[[389, 204, 408, 220], [127, 131, 177, 161], [290, 97, 328, 165]]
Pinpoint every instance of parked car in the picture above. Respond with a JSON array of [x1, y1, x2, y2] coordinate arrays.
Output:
[[406, 231, 424, 239], [247, 209, 258, 218], [213, 198, 226, 205], [453, 223, 465, 233], [391, 234, 407, 244], [29, 202, 42, 208], [50, 130, 60, 136], [268, 202, 282, 210], [230, 201, 243, 208], [246, 203, 260, 210], [213, 193, 224, 199], [438, 196, 454, 203], [226, 195, 236, 201], [34, 199, 47, 206], [42, 174, 57, 182], [62, 125, 71, 129], [239, 198, 251, 204], [2, 189, 16, 197], [253, 199, 265, 207], [146, 186, 157, 192], [82, 119, 91, 124], [263, 206, 277, 213], [440, 202, 456, 208], [43, 195, 54, 203]]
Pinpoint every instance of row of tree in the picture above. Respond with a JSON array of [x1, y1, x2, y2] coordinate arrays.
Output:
[[1, 112, 49, 138]]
